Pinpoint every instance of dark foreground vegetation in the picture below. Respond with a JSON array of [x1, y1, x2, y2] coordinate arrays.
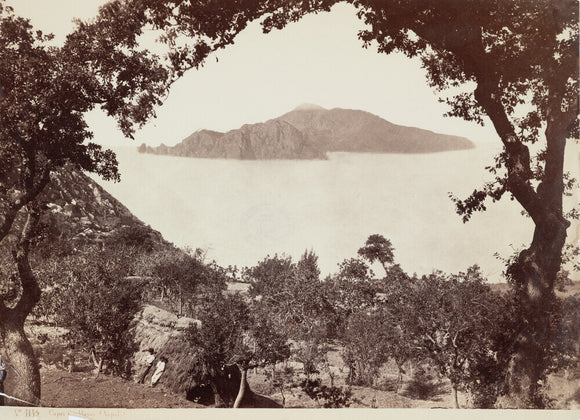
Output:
[[14, 225, 580, 408], [0, 0, 578, 410]]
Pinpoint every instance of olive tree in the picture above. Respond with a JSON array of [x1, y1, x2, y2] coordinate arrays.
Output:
[[405, 268, 511, 408], [187, 292, 290, 408], [39, 247, 143, 379]]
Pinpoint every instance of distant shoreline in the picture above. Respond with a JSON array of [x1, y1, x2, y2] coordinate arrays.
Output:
[[138, 105, 475, 160]]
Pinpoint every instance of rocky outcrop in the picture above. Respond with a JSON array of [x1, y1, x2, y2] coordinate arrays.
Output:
[[140, 104, 474, 159]]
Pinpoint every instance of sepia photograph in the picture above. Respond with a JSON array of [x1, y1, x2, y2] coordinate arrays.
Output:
[[0, 0, 578, 417]]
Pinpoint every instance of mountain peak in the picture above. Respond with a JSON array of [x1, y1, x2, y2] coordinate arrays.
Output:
[[293, 103, 326, 111]]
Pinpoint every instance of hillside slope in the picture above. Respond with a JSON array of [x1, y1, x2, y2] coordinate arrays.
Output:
[[1, 165, 169, 252], [277, 106, 474, 153]]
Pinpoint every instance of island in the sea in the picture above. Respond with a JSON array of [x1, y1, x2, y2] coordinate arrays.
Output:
[[138, 104, 475, 159]]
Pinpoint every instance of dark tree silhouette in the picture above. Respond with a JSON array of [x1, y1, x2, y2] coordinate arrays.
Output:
[[0, 3, 171, 404], [358, 234, 395, 273], [187, 293, 290, 407]]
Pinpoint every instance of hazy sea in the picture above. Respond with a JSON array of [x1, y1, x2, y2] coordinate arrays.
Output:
[[92, 142, 580, 282]]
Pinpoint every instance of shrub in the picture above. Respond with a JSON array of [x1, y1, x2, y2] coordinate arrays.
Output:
[[340, 309, 390, 387], [404, 366, 442, 400], [299, 378, 354, 408], [469, 382, 502, 408], [37, 342, 68, 369]]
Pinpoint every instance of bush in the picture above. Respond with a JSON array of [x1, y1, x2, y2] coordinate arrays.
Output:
[[404, 366, 442, 400], [340, 309, 391, 387], [38, 342, 68, 368], [293, 341, 328, 380], [469, 382, 501, 408], [299, 378, 354, 408]]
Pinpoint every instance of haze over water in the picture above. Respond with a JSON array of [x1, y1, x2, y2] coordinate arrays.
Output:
[[93, 143, 579, 282]]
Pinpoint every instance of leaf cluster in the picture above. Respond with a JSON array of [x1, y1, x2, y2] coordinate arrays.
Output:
[[298, 378, 354, 408]]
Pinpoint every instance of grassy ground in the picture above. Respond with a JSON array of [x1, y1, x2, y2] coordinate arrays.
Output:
[[247, 370, 467, 408], [31, 343, 580, 409]]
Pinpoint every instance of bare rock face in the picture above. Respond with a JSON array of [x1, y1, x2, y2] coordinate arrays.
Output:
[[140, 104, 474, 160]]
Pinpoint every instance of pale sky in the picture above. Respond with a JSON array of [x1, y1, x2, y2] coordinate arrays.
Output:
[[9, 0, 500, 148], [7, 1, 580, 280]]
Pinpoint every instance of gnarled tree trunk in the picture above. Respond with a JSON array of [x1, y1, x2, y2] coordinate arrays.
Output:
[[0, 207, 42, 406], [474, 71, 575, 407], [209, 380, 227, 407], [504, 204, 568, 407], [0, 315, 41, 406]]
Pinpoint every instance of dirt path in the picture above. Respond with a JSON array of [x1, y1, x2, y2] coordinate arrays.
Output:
[[40, 369, 202, 408]]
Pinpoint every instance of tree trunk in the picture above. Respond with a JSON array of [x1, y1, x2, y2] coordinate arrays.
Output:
[[233, 366, 247, 408], [94, 358, 103, 380], [90, 349, 100, 368], [209, 380, 226, 407], [472, 71, 574, 407], [0, 207, 42, 406], [0, 317, 41, 406], [397, 366, 404, 392], [504, 107, 570, 406], [453, 385, 459, 409], [178, 284, 183, 317], [505, 217, 566, 407]]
